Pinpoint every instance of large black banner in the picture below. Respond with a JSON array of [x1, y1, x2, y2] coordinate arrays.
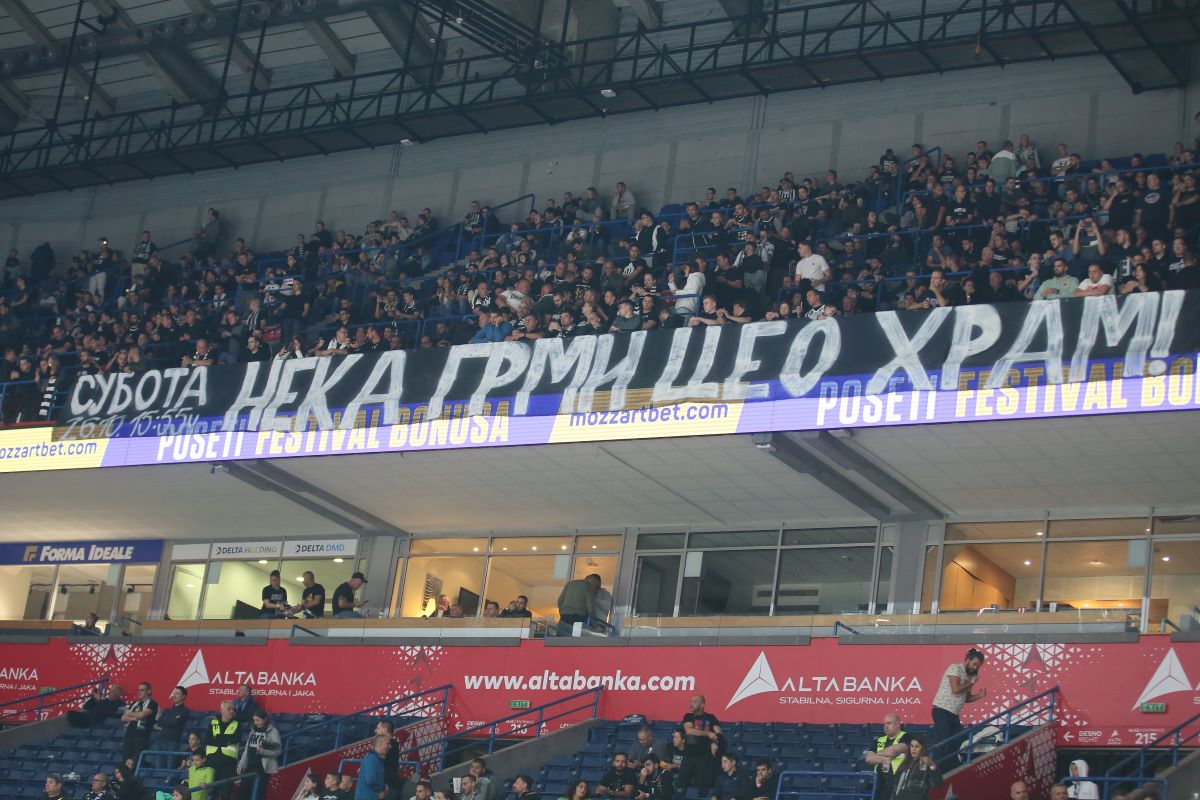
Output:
[[58, 292, 1200, 441]]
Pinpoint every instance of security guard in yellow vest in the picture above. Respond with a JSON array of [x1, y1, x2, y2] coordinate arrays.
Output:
[[204, 700, 240, 800], [863, 712, 910, 799]]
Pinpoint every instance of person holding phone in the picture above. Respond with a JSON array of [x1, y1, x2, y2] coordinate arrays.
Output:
[[930, 648, 987, 771]]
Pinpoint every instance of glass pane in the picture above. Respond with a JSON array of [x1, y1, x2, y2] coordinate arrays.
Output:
[[0, 565, 58, 620], [401, 556, 485, 617], [1153, 516, 1200, 536], [1150, 540, 1200, 626], [492, 536, 573, 554], [388, 558, 405, 618], [409, 537, 489, 555], [875, 547, 894, 613], [783, 527, 877, 546], [576, 535, 622, 552], [167, 564, 205, 621], [1043, 540, 1145, 612], [921, 546, 939, 613], [572, 554, 618, 626], [279, 559, 352, 618], [52, 564, 117, 622], [636, 533, 686, 550], [681, 549, 775, 616], [689, 530, 779, 548], [777, 547, 874, 614], [1048, 518, 1149, 539], [939, 543, 1042, 611], [946, 521, 1046, 541], [485, 555, 571, 617], [633, 555, 679, 616], [121, 565, 157, 621], [201, 560, 277, 620]]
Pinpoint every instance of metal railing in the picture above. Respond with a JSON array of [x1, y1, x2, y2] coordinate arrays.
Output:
[[1103, 709, 1200, 799], [932, 686, 1059, 768], [0, 676, 109, 726], [134, 748, 190, 777], [279, 684, 452, 765], [9, 0, 1195, 195], [437, 687, 603, 770], [775, 769, 878, 800]]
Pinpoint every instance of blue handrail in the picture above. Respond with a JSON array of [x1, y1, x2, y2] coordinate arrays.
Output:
[[1103, 709, 1200, 798], [1088, 776, 1168, 800], [932, 686, 1059, 767], [280, 683, 452, 765], [134, 748, 190, 776], [0, 676, 109, 726], [437, 687, 603, 770], [775, 769, 877, 800]]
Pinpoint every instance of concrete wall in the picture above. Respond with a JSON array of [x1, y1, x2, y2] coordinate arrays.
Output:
[[1, 56, 1194, 271]]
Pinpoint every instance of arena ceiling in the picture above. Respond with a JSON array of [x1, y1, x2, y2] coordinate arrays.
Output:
[[2, 411, 1199, 542], [0, 0, 1197, 196]]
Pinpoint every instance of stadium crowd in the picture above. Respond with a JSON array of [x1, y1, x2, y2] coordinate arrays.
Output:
[[35, 655, 1128, 800], [3, 133, 1199, 422]]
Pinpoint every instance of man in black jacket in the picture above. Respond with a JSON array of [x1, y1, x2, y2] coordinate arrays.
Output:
[[67, 684, 124, 729]]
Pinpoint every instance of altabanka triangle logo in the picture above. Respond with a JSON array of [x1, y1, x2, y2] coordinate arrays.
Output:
[[178, 650, 210, 689], [726, 651, 779, 709], [1132, 648, 1192, 709]]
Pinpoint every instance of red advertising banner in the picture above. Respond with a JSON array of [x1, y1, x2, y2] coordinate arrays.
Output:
[[930, 725, 1058, 800], [1, 638, 1197, 748], [267, 715, 447, 800]]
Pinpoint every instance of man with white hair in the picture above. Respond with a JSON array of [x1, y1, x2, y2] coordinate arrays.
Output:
[[205, 699, 240, 800], [864, 712, 910, 799]]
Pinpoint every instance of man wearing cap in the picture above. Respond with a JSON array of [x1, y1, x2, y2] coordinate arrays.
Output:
[[333, 572, 368, 619]]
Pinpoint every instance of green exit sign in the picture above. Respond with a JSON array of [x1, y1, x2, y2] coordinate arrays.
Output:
[[1140, 702, 1167, 713], [508, 699, 531, 709], [39, 687, 55, 695]]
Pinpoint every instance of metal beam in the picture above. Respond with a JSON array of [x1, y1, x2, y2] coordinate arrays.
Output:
[[798, 431, 945, 519], [718, 0, 767, 37], [764, 433, 895, 520], [0, 0, 116, 115], [303, 19, 357, 76], [367, 4, 440, 85], [623, 0, 663, 29], [0, 79, 30, 131], [244, 459, 411, 536], [182, 0, 271, 90], [89, 0, 221, 105]]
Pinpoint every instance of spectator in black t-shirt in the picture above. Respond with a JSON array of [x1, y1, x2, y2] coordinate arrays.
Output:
[[749, 760, 776, 800], [121, 682, 158, 762], [260, 570, 289, 619], [68, 684, 123, 728], [150, 685, 190, 768], [291, 571, 326, 618], [636, 759, 672, 800], [508, 775, 539, 800], [320, 773, 347, 800], [596, 753, 635, 799], [333, 572, 368, 619], [680, 695, 722, 795]]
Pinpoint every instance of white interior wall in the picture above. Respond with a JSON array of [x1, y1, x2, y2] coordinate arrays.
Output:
[[2, 56, 1195, 269]]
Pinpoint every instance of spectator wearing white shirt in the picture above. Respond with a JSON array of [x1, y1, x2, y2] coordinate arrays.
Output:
[[1074, 263, 1114, 297], [668, 261, 705, 316], [794, 241, 831, 292]]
